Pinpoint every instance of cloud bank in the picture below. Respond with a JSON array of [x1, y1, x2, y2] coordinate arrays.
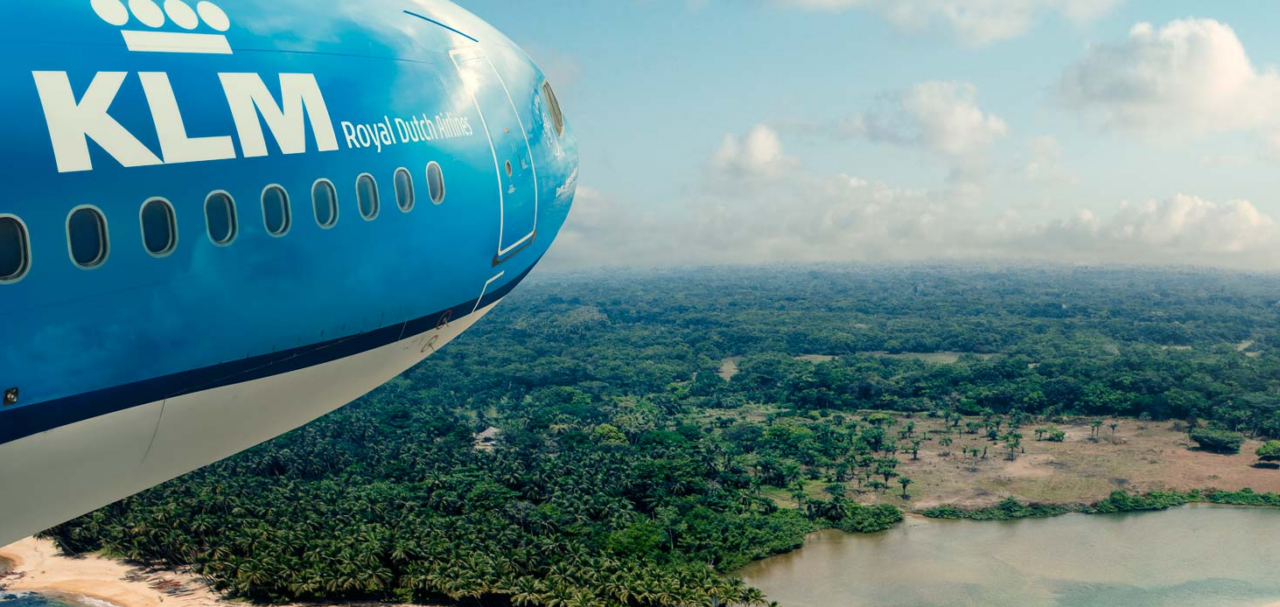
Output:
[[773, 0, 1123, 45], [788, 81, 1007, 183], [547, 125, 1280, 271], [1059, 19, 1280, 138]]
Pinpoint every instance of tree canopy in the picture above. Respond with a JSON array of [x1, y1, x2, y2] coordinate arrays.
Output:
[[43, 265, 1280, 606]]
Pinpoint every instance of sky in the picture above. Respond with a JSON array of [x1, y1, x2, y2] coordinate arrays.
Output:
[[454, 0, 1280, 271]]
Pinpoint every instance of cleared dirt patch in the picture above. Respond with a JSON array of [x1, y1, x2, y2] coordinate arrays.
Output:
[[867, 351, 996, 364], [771, 416, 1280, 511], [718, 356, 742, 381], [1001, 453, 1058, 479], [795, 355, 837, 364]]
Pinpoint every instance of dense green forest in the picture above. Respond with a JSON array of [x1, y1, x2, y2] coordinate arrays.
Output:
[[47, 266, 1280, 606]]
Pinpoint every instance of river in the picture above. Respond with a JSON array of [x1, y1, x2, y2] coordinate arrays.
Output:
[[737, 506, 1280, 607]]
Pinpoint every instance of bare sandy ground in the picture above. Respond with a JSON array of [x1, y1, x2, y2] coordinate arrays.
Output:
[[0, 537, 224, 607], [0, 537, 449, 607]]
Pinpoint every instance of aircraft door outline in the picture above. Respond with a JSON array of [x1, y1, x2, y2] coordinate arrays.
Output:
[[450, 48, 539, 265]]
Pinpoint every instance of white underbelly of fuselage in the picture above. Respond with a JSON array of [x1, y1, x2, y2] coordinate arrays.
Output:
[[0, 300, 501, 548]]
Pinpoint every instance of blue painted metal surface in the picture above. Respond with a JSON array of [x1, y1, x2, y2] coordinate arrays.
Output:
[[0, 0, 578, 443]]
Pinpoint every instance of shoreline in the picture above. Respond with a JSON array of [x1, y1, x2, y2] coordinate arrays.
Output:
[[0, 537, 217, 607], [739, 505, 1280, 607], [7, 504, 1280, 607], [0, 538, 448, 607]]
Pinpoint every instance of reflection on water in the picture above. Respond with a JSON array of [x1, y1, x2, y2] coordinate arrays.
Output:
[[737, 506, 1280, 607]]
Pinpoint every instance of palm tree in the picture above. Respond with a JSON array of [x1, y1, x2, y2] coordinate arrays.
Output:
[[898, 477, 913, 500], [743, 587, 768, 607], [938, 436, 953, 456]]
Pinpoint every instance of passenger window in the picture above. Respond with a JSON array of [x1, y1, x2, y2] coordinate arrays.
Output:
[[394, 168, 415, 212], [205, 192, 238, 246], [357, 174, 379, 220], [140, 198, 178, 257], [262, 185, 291, 236], [543, 81, 565, 137], [427, 161, 446, 205], [67, 206, 109, 269], [0, 216, 30, 283], [313, 179, 338, 228]]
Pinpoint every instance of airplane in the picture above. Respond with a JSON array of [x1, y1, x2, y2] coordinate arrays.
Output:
[[0, 0, 577, 547]]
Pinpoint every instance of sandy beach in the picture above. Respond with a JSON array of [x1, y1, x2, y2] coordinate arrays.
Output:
[[0, 538, 448, 607], [0, 537, 224, 607]]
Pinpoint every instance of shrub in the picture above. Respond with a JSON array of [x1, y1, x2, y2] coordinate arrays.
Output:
[[1089, 490, 1191, 513], [838, 504, 903, 533], [921, 498, 1069, 521], [1256, 441, 1280, 463], [1190, 428, 1245, 454], [1207, 488, 1280, 507]]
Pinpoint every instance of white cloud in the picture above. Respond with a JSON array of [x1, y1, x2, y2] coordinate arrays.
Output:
[[793, 82, 1007, 183], [891, 82, 1009, 156], [1059, 19, 1280, 136], [1022, 135, 1077, 185], [544, 126, 1280, 271], [709, 124, 795, 176], [1107, 196, 1274, 254], [774, 0, 1122, 45], [1006, 195, 1278, 266]]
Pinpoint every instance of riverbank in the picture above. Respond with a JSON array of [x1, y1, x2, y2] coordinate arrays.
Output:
[[918, 488, 1280, 521], [739, 506, 1280, 607], [713, 410, 1280, 511]]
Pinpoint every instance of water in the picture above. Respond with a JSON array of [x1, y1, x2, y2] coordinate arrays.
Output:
[[0, 595, 82, 607], [1, 556, 108, 607], [737, 506, 1280, 607]]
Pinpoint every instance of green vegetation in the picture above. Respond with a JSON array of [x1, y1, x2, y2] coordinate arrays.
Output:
[[1034, 426, 1067, 442], [1190, 427, 1246, 454], [922, 488, 1280, 521], [1206, 488, 1280, 506], [1257, 441, 1280, 464], [921, 498, 1069, 521], [42, 266, 1280, 606], [1088, 490, 1194, 513]]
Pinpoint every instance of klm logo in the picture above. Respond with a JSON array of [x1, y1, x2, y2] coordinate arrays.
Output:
[[31, 1, 340, 173], [91, 0, 233, 54]]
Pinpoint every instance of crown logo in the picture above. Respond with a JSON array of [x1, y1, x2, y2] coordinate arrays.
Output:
[[91, 0, 232, 55]]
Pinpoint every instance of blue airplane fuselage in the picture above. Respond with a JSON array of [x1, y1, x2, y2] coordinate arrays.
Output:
[[0, 0, 577, 545]]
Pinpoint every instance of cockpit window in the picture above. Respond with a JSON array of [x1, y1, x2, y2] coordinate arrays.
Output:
[[542, 81, 565, 137]]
